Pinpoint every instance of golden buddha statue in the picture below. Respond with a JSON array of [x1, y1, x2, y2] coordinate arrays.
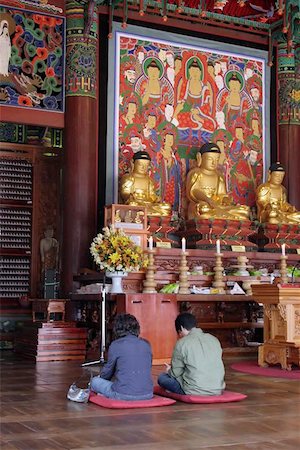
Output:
[[186, 143, 250, 220], [256, 162, 300, 224], [120, 151, 172, 217]]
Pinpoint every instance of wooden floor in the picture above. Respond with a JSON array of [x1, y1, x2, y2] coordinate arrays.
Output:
[[1, 352, 300, 450]]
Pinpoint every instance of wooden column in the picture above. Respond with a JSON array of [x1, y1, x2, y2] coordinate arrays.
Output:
[[277, 43, 300, 209], [62, 2, 99, 294]]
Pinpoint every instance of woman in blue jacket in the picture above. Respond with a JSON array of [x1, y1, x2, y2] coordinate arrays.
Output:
[[91, 314, 153, 400]]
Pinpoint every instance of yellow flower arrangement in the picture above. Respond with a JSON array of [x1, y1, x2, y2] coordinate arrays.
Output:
[[90, 226, 147, 273]]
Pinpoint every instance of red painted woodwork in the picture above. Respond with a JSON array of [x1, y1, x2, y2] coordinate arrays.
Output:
[[62, 96, 98, 295], [97, 7, 269, 45], [1, 107, 64, 128], [279, 124, 300, 210], [15, 322, 88, 362], [115, 293, 178, 363]]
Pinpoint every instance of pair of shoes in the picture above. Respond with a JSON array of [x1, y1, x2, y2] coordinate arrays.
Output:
[[67, 383, 90, 403]]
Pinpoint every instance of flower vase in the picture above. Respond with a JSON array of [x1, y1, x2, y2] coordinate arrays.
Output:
[[106, 271, 128, 294]]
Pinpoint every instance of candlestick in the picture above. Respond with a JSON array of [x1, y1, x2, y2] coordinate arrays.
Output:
[[149, 236, 153, 250], [216, 239, 221, 254], [281, 243, 286, 256], [280, 254, 288, 284], [143, 249, 157, 293], [212, 253, 226, 294], [181, 237, 186, 253], [178, 251, 190, 294]]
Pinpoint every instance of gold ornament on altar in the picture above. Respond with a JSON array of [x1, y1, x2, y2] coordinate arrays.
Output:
[[120, 151, 172, 217], [115, 210, 122, 222], [256, 162, 300, 224], [186, 143, 250, 220]]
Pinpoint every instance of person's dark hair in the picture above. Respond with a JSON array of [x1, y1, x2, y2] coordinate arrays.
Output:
[[113, 313, 140, 339], [175, 312, 197, 333]]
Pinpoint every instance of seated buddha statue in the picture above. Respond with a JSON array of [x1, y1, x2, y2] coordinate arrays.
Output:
[[256, 162, 300, 224], [120, 151, 172, 217], [186, 142, 250, 220]]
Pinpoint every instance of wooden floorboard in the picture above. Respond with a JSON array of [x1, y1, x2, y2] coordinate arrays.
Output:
[[0, 352, 299, 450]]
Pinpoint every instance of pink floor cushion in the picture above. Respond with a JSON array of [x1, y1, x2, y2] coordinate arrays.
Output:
[[89, 392, 176, 409], [231, 360, 300, 379], [153, 386, 247, 403]]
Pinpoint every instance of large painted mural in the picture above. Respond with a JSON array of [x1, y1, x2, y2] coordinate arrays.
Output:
[[115, 31, 266, 216], [0, 7, 64, 112]]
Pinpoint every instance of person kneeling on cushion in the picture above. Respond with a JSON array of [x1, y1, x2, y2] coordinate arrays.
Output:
[[158, 312, 225, 396], [91, 314, 153, 400]]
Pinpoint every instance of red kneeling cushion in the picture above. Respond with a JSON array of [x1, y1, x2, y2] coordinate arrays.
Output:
[[89, 392, 176, 409], [154, 386, 247, 403]]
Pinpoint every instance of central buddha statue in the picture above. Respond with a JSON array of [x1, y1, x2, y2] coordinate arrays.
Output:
[[256, 162, 300, 224], [120, 151, 172, 217], [186, 143, 250, 220]]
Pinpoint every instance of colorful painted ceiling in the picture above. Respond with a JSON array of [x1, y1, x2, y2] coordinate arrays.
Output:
[[95, 0, 299, 40], [165, 1, 281, 24]]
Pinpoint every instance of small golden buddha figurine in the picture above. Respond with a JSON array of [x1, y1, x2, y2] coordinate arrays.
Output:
[[256, 162, 300, 224], [134, 211, 144, 223], [124, 210, 133, 223], [120, 151, 172, 217], [115, 210, 122, 222], [186, 143, 250, 220]]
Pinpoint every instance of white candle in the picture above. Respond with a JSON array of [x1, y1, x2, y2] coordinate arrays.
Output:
[[149, 236, 153, 250], [216, 239, 221, 254], [181, 237, 186, 253], [281, 243, 286, 256]]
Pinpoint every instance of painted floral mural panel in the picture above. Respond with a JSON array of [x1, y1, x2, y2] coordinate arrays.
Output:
[[0, 7, 65, 112]]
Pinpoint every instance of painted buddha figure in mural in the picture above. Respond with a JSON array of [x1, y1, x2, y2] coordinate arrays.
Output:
[[120, 151, 172, 217], [186, 143, 250, 221], [256, 163, 300, 224], [218, 71, 252, 128], [175, 56, 216, 134]]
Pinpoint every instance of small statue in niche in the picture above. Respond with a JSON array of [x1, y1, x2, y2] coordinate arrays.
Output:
[[134, 211, 144, 224], [91, 309, 99, 323], [40, 226, 59, 271], [115, 210, 122, 222], [124, 210, 133, 223]]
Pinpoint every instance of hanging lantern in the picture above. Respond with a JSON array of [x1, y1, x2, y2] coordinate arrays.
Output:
[[108, 0, 113, 39], [176, 0, 184, 14], [139, 0, 145, 16], [162, 0, 168, 22], [122, 0, 128, 28], [267, 29, 273, 67], [282, 6, 288, 33]]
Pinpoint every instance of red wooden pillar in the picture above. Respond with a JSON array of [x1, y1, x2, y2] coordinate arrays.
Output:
[[61, 2, 99, 294], [277, 43, 300, 209]]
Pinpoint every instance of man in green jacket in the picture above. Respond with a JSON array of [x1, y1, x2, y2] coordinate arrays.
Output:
[[158, 312, 225, 395]]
